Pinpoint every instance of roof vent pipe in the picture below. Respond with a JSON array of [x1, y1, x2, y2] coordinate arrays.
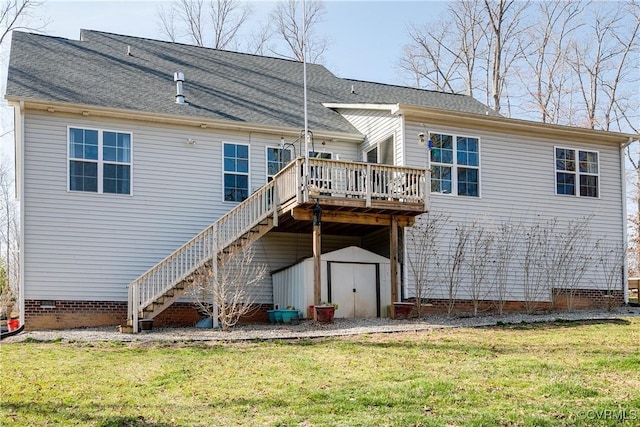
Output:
[[174, 72, 185, 104]]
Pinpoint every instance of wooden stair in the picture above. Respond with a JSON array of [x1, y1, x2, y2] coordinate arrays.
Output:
[[129, 219, 274, 324], [124, 166, 291, 332], [125, 157, 427, 332]]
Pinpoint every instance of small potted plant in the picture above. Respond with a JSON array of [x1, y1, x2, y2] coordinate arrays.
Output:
[[314, 302, 338, 323]]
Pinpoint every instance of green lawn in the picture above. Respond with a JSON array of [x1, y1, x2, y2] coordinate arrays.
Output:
[[1, 318, 639, 426]]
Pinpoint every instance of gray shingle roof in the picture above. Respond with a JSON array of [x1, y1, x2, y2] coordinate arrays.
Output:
[[6, 30, 497, 135]]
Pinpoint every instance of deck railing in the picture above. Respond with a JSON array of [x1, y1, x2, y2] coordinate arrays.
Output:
[[303, 158, 427, 207], [127, 157, 426, 331]]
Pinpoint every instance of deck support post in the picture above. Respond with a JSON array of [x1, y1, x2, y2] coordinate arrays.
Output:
[[390, 215, 399, 319], [313, 201, 322, 306]]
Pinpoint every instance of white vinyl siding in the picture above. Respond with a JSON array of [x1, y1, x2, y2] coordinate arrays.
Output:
[[22, 112, 362, 303], [403, 120, 624, 302], [336, 109, 402, 165]]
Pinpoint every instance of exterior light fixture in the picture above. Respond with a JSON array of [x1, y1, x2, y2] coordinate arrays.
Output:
[[313, 200, 322, 226]]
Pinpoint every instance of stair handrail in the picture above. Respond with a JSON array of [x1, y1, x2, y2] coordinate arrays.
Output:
[[127, 158, 302, 327]]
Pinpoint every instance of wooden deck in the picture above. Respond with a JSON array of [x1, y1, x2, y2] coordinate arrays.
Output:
[[126, 157, 428, 331], [275, 157, 427, 234]]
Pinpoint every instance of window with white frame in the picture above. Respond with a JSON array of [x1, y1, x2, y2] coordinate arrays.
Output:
[[266, 147, 291, 182], [555, 147, 599, 197], [430, 133, 480, 197], [68, 127, 131, 194], [223, 143, 249, 202], [309, 151, 332, 159]]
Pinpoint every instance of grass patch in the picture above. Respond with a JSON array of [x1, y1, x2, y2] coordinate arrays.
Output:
[[1, 318, 639, 426]]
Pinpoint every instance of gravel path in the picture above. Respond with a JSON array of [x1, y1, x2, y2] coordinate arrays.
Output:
[[4, 307, 639, 344]]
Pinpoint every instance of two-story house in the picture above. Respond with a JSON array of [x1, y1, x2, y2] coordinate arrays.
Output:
[[5, 30, 636, 331]]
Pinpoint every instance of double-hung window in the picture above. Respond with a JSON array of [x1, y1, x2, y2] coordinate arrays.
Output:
[[266, 147, 291, 182], [555, 147, 599, 197], [68, 127, 131, 194], [430, 133, 480, 197], [223, 143, 249, 202]]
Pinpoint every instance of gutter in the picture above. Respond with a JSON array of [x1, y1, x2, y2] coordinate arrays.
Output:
[[393, 104, 639, 144], [6, 97, 366, 144]]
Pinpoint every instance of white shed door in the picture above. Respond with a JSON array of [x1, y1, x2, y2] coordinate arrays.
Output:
[[330, 263, 378, 318]]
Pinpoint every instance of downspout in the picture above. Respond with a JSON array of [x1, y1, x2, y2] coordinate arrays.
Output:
[[399, 114, 408, 301], [14, 100, 25, 327], [621, 137, 636, 304]]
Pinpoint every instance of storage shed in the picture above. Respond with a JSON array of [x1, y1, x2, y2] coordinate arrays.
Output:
[[272, 246, 391, 318]]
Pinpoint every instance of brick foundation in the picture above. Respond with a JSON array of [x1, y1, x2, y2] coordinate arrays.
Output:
[[412, 298, 550, 316], [24, 300, 129, 331], [552, 288, 625, 310], [410, 287, 625, 316], [24, 300, 273, 330], [23, 288, 624, 330]]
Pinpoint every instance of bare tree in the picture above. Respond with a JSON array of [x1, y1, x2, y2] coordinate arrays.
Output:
[[157, 0, 251, 50], [567, 2, 640, 130], [209, 0, 251, 50], [270, 0, 328, 62], [0, 1, 44, 305], [402, 21, 460, 93], [405, 212, 450, 316], [483, 0, 531, 113], [443, 222, 471, 316], [520, 220, 550, 313], [467, 221, 495, 316], [157, 3, 179, 43], [401, 0, 530, 113], [401, 1, 638, 133], [0, 258, 14, 319], [0, 156, 18, 307], [188, 246, 266, 331], [246, 21, 272, 56], [401, 0, 487, 95], [492, 220, 519, 314], [595, 239, 626, 311], [0, 0, 47, 46], [517, 1, 585, 124], [546, 216, 595, 310], [628, 151, 640, 277]]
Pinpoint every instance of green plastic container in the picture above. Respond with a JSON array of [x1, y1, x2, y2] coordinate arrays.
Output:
[[280, 309, 298, 324]]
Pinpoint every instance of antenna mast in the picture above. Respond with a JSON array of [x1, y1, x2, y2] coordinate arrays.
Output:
[[303, 0, 309, 181]]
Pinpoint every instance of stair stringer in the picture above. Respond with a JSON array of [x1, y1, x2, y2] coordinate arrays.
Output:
[[135, 218, 275, 322]]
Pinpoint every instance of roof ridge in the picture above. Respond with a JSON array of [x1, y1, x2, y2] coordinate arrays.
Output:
[[343, 77, 467, 97], [79, 29, 330, 69]]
